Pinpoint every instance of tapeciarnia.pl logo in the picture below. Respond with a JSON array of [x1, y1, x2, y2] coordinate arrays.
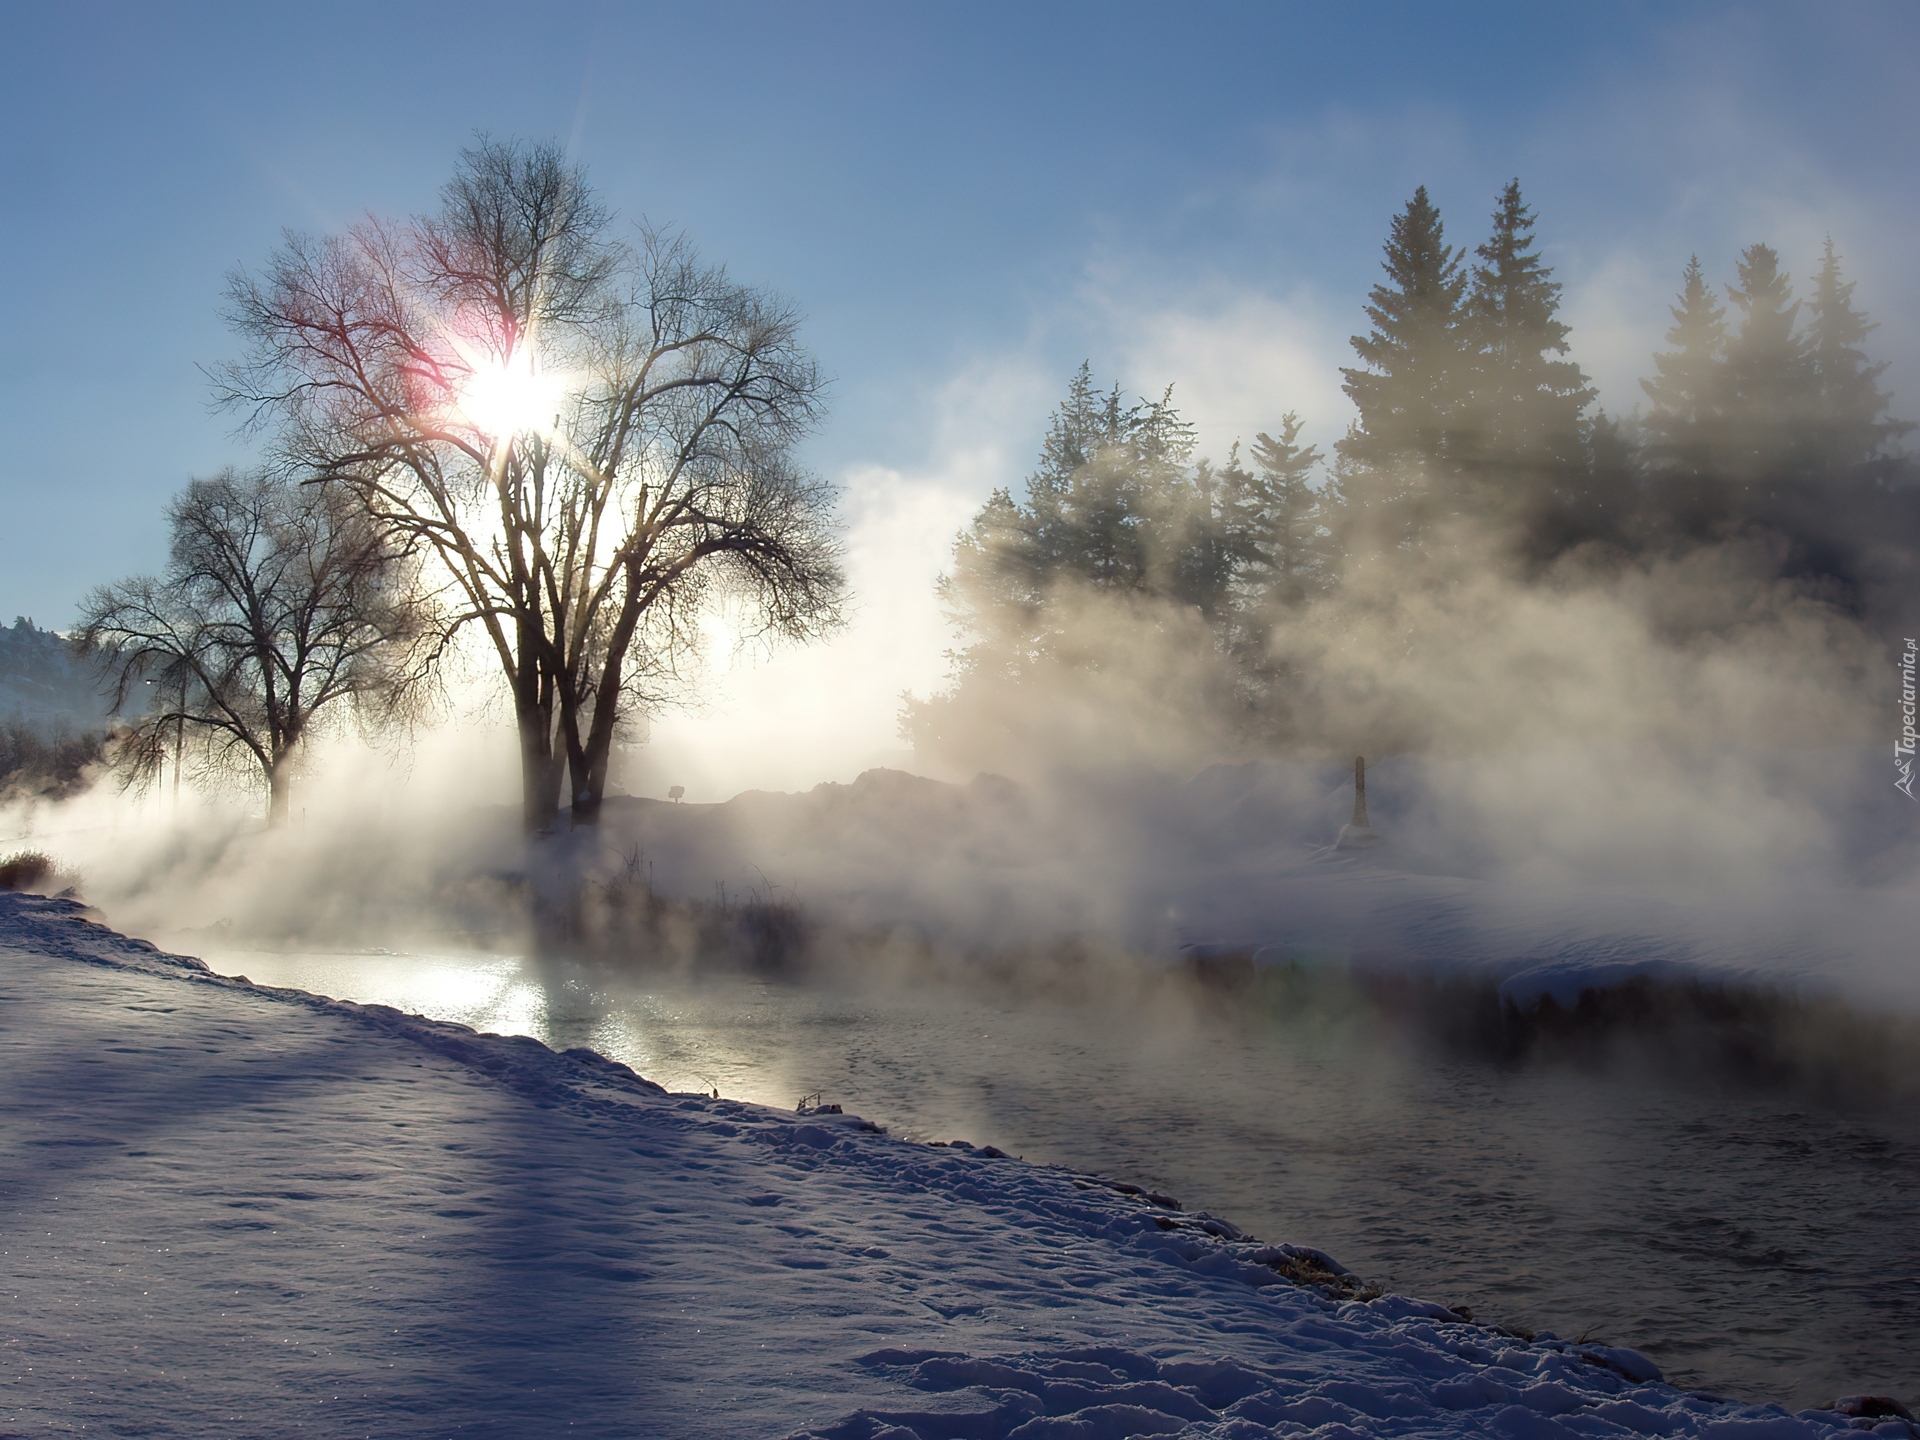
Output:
[[1898, 637, 1918, 800]]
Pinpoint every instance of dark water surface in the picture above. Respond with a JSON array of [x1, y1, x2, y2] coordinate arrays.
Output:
[[209, 948, 1920, 1411]]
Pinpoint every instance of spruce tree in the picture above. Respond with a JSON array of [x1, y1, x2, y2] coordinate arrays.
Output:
[[1055, 384, 1197, 593], [1721, 243, 1809, 484], [1640, 255, 1728, 432], [1574, 409, 1639, 546], [1169, 454, 1238, 620], [1763, 240, 1915, 596], [1805, 238, 1911, 467], [1639, 255, 1731, 537], [904, 370, 1249, 761], [1026, 361, 1130, 574], [1243, 414, 1326, 604], [929, 369, 1220, 676], [1461, 180, 1594, 514], [1338, 186, 1468, 542]]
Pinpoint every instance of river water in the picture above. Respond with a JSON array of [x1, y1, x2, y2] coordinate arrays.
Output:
[[205, 946, 1920, 1411]]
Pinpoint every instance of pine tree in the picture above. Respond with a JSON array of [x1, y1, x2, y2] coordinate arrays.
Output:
[[1805, 238, 1911, 467], [1242, 414, 1326, 605], [1757, 240, 1916, 596], [1059, 385, 1195, 592], [1169, 454, 1238, 620], [1026, 361, 1132, 575], [927, 368, 1221, 678], [1338, 186, 1468, 542], [1639, 255, 1731, 537], [1640, 255, 1728, 433], [1460, 180, 1594, 521], [937, 486, 1047, 685], [903, 370, 1245, 762], [1634, 244, 1914, 587], [1563, 409, 1641, 550], [1721, 242, 1809, 485]]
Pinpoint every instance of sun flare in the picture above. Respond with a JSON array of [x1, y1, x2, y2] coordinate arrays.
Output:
[[455, 349, 564, 441]]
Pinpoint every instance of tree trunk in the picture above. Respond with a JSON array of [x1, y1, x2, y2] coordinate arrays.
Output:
[[573, 704, 619, 828], [559, 686, 595, 828], [519, 702, 563, 832], [564, 679, 621, 828], [569, 790, 601, 827], [267, 761, 292, 829], [513, 602, 564, 832], [565, 740, 598, 826], [564, 583, 648, 829]]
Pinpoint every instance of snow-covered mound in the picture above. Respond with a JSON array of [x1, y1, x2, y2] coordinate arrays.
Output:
[[3, 891, 1903, 1438], [541, 757, 1920, 1013]]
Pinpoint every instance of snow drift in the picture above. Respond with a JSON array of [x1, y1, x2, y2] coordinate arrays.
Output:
[[4, 890, 1910, 1437]]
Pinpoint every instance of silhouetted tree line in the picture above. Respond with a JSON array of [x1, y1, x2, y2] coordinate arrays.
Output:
[[0, 617, 108, 799], [0, 720, 102, 801], [907, 180, 1914, 759]]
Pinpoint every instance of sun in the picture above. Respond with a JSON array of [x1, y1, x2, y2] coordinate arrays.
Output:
[[454, 348, 564, 441]]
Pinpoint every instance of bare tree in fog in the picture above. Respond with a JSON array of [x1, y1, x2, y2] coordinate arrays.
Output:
[[77, 471, 429, 827], [217, 138, 844, 832]]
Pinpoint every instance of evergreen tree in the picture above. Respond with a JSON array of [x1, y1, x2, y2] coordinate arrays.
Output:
[[1338, 186, 1468, 542], [1640, 255, 1728, 432], [905, 370, 1273, 761], [1025, 362, 1131, 575], [1070, 387, 1196, 593], [1759, 240, 1916, 596], [1461, 180, 1594, 524], [1639, 254, 1731, 537], [1016, 365, 1202, 594], [926, 368, 1221, 681], [1241, 414, 1326, 605], [1721, 242, 1810, 486], [936, 485, 1048, 689], [1635, 244, 1915, 597], [1561, 409, 1641, 550], [1805, 238, 1911, 467]]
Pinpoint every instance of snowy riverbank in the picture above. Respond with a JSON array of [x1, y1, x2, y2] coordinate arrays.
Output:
[[2, 891, 1909, 1438]]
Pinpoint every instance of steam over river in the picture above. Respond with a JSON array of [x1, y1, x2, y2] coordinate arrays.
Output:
[[208, 947, 1919, 1411]]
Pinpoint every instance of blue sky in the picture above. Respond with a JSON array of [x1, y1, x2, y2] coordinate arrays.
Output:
[[4, 1, 1917, 790]]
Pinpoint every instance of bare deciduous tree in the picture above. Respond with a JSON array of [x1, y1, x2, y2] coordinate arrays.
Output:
[[217, 138, 844, 831], [78, 470, 431, 826]]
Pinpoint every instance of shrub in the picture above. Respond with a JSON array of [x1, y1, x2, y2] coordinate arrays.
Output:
[[0, 850, 55, 892]]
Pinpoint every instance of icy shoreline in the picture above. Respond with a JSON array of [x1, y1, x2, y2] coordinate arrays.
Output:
[[2, 891, 1908, 1438]]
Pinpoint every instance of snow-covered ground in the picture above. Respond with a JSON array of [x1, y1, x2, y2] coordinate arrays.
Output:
[[5, 891, 1910, 1439]]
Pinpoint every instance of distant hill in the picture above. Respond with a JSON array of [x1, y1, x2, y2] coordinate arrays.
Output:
[[0, 618, 112, 734]]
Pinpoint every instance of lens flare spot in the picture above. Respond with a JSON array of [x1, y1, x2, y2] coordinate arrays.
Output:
[[456, 351, 564, 440]]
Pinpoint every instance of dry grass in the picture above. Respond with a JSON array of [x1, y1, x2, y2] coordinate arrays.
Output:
[[0, 850, 56, 892]]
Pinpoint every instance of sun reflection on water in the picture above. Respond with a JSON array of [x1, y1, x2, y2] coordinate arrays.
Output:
[[207, 949, 804, 1107], [197, 944, 1920, 1409]]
